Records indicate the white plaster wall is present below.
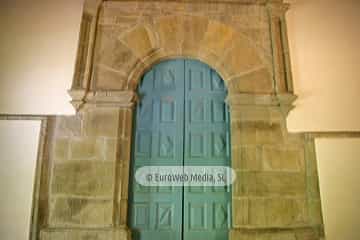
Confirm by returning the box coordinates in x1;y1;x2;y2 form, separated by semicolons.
286;0;360;131
0;0;83;115
315;139;360;240
0;0;360;240
0;121;40;240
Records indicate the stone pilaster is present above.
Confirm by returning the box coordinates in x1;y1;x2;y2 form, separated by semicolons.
228;93;323;240
39;91;137;240
267;2;294;93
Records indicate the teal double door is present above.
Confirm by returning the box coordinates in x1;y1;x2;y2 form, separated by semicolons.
129;59;231;240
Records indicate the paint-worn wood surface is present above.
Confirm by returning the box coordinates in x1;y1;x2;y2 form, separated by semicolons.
128;59;231;240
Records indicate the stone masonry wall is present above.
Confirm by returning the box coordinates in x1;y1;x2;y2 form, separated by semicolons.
40;107;133;239
229;99;324;239
83;1;278;94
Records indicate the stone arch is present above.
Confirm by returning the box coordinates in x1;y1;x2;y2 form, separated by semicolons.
93;15;273;94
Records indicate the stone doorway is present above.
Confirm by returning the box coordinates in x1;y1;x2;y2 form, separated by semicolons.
32;1;324;240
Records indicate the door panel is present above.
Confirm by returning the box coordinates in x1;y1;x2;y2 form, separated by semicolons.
129;59;231;240
183;60;231;240
129;60;185;240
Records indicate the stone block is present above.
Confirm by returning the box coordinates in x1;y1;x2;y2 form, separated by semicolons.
93;64;127;90
232;146;262;171
120;25;156;59
262;146;304;171
182;16;209;55
255;172;306;196
94;31;139;77
248;198;266;225
53;138;69;161
295;228;320;240
155;16;184;54
51;161;115;197
202;21;234;58
233;171;257;197
220;34;263;76
84;109;120;138
231;122;257;145
308;175;321;199
309;200;323;225
55;115;82;138
233;198;249;226
256;122;284;144
49;197;113;226
265;198;307;226
69;137;104;160
105;138;118;162
231;106;270;122
229;67;273;93
40;227;131;240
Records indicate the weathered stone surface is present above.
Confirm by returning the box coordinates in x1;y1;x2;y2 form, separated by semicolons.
182;16;209;55
53;138;69;161
69;137;101;160
308;175;321;199
55;115;82;137
51;161;114;196
232;146;262;171
230;229;298;240
40;227;131;240
256;172;306;196
49;198;113;226
231;121;284;145
94;27;139;87
233;198;249;226
84;109;120;138
265;198;307;226
229;67;272;93
202;21;234;58
262;146;304;171
40;1;324;239
309;200;323;225
234;172;306;197
220;34;263;76
248;198;266;225
120;25;157;59
155;16;184;54
93;64;127;90
231;106;271;122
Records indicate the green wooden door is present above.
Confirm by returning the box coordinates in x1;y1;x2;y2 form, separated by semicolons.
129;59;231;240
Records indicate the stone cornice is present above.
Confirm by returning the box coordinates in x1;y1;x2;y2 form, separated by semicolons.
305;132;360;139
266;1;290;17
84;0;288;13
226;93;297;116
102;0;285;4
69;89;138;111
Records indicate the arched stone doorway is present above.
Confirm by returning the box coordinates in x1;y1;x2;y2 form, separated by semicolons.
35;1;324;240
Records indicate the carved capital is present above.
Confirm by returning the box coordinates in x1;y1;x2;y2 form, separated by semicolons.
277;93;297;116
267;2;290;18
